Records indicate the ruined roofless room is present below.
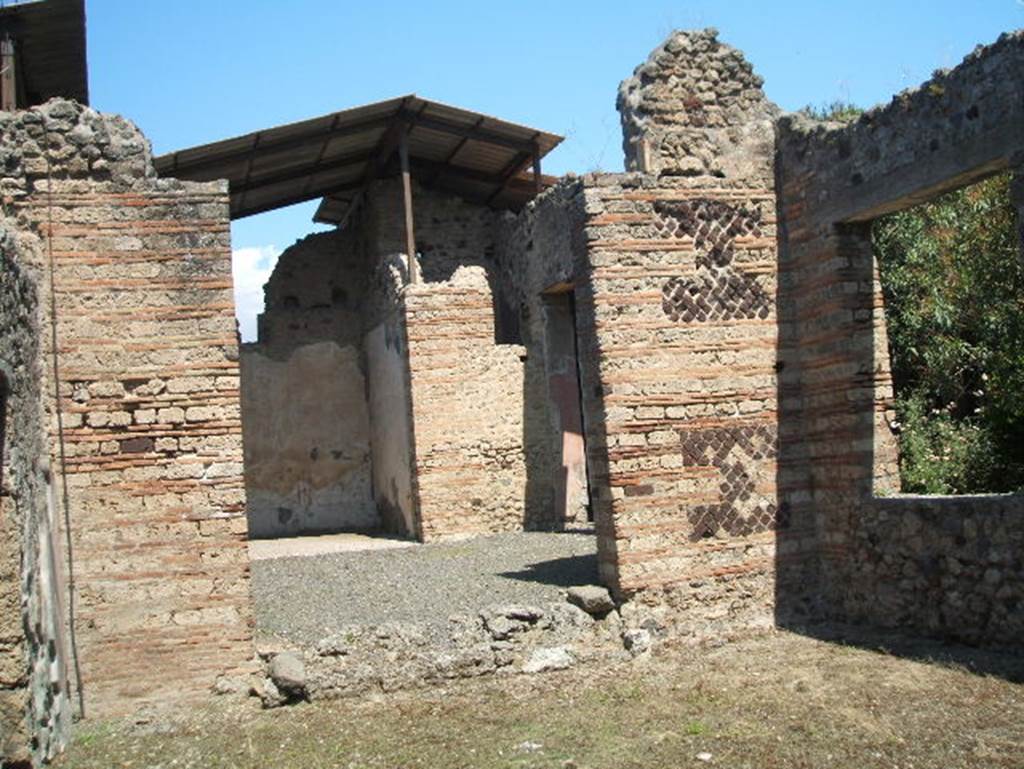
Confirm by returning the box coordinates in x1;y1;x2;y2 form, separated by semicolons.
1;1;1022;765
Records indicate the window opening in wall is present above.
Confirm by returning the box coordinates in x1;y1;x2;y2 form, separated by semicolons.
494;290;523;345
542;285;593;526
872;172;1024;495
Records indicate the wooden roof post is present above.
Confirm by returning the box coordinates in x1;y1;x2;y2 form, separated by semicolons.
399;123;419;284
1;36;17;112
532;144;542;196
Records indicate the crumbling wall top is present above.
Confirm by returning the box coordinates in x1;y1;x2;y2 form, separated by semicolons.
777;28;1024;224
617;28;778;181
0;98;154;192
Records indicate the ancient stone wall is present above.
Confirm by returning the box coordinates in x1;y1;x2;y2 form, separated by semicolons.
491;32;781;640
495;34;783;641
778;31;1024;226
0;221;70;766
362;177;500;284
404;267;529;540
413;184;500;283
0;99;254;718
366;177;517;335
257;229;368;355
364;303;418;538
848;494;1024;647
357;180;535;541
491;31;778;643
241;229;377;537
578;171;779;635
774;30;1024;641
240;343;376;537
494;180;593;533
617;28;777;180
247;178;529;543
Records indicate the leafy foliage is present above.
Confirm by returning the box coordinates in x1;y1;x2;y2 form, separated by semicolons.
873;173;1024;493
801;101;863;123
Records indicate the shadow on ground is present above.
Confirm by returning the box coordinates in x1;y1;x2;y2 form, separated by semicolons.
790;620;1024;684
498;553;599;588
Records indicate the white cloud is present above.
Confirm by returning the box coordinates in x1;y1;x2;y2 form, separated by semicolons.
231;245;281;343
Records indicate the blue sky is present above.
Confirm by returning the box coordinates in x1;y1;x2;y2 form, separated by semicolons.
84;0;1023;339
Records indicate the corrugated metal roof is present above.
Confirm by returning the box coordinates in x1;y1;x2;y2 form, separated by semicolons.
152;94;563;223
0;0;88;107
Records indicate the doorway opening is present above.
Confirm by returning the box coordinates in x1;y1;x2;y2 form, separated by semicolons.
541;284;593;526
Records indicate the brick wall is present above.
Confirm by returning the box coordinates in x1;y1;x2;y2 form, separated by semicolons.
404;268;529;540
774;30;1024;642
1;100;254;718
493;31;785;638
362;180;534;541
579;174;779;633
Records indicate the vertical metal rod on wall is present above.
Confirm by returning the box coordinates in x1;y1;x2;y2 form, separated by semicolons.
399;126;419;284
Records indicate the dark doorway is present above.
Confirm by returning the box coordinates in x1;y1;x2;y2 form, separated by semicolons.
541;285;592;526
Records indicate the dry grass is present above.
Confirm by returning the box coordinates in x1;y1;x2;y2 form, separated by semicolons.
56;627;1024;769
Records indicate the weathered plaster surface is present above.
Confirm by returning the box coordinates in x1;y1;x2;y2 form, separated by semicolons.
365;314;418;538
241;342;376;537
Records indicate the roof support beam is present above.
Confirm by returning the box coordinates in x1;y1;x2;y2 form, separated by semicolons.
405;156;509;187
335;188;366;231
1;37;17;112
399;125;419;284
365;107;413;180
324;100;425;232
231;148;375;195
533;147;543;196
231;178;364;220
426;115;483;188
237;132;262;211
485;143;538;205
300;112;343;196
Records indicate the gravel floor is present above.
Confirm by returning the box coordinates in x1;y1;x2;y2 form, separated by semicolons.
251;531;598;645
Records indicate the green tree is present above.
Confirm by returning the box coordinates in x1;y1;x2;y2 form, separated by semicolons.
873;173;1024;494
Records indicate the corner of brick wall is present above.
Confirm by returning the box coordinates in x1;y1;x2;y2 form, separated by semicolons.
578;172;780;636
404;268;529;540
1;100;255;718
773;30;1024;645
